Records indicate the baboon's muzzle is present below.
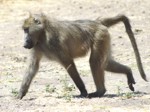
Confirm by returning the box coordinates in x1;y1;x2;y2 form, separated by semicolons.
23;39;34;49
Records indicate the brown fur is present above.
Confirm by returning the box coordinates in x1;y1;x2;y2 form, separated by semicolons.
18;13;147;99
98;15;147;82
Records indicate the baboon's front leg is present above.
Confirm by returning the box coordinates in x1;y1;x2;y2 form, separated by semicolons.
61;59;88;97
18;50;42;99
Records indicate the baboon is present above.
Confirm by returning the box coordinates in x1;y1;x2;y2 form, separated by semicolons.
18;13;147;99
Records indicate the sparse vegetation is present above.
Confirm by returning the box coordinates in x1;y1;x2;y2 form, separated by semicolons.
116;85;140;99
45;84;56;93
11;88;18;97
117;85;122;96
122;92;134;99
60;74;75;101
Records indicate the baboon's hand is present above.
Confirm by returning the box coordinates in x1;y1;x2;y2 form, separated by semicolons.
17;94;23;100
80;92;88;98
74;92;88;98
17;91;25;99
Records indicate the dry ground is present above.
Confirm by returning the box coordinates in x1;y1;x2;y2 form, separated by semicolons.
0;0;150;112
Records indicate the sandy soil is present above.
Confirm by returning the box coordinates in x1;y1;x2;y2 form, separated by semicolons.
0;0;150;111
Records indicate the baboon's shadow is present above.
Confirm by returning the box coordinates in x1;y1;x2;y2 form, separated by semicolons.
72;91;147;99
104;91;148;98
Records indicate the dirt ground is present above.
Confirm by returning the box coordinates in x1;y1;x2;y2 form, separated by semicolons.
0;0;150;112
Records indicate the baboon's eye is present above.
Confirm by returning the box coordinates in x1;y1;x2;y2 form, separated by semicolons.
24;28;29;33
33;18;41;24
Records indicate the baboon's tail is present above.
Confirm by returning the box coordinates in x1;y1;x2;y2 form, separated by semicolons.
99;14;147;81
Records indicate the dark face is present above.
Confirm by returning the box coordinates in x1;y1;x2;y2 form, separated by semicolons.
23;14;45;49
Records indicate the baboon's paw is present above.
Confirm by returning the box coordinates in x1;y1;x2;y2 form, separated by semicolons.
88;90;106;98
128;82;135;91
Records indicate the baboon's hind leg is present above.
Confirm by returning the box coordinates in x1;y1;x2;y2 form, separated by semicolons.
106;59;136;91
89;49;106;98
88;28;110;98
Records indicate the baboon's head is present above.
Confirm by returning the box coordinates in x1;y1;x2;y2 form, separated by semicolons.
22;13;45;49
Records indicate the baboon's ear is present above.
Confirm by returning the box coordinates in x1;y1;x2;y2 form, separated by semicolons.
28;11;32;18
40;13;47;22
41;13;46;18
